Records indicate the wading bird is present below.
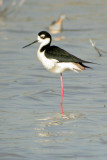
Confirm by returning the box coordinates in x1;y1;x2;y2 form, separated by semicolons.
23;31;93;114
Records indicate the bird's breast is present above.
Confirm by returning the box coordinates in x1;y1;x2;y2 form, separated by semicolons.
37;51;58;72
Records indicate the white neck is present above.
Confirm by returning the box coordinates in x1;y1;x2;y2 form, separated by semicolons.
38;37;51;52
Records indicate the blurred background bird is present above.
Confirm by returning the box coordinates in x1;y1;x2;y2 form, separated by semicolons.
49;14;66;34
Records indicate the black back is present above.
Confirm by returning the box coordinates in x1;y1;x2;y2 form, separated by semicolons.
45;46;92;63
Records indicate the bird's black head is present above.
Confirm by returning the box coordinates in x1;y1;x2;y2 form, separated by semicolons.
37;31;52;52
38;31;52;43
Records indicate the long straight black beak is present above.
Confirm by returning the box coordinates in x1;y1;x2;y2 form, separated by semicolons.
22;40;38;48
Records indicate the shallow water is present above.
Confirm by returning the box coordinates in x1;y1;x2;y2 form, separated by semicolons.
0;0;107;159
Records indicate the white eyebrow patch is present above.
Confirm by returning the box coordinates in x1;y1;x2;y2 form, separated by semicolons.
41;34;45;38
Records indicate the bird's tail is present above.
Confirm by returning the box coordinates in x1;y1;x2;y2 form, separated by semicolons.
79;63;93;69
72;62;92;73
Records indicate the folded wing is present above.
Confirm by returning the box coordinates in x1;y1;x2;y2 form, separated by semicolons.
45;46;92;64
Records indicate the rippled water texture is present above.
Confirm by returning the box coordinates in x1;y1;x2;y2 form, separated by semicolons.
0;0;107;159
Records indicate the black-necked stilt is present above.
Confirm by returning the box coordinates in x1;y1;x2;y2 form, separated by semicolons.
23;31;93;114
49;14;66;34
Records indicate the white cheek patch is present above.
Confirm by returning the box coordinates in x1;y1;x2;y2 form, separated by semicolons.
37;36;50;45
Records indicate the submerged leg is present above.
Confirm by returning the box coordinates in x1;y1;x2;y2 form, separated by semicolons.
60;73;64;114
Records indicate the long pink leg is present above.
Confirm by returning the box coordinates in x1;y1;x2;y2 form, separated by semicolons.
60;73;64;95
60;73;64;114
